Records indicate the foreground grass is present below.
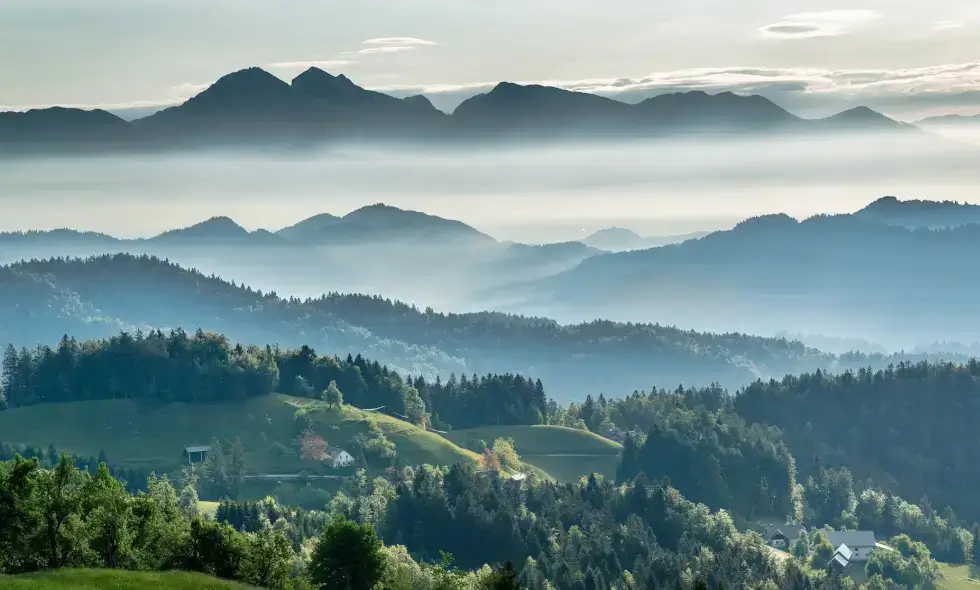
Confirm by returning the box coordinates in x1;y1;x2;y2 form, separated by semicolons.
939;563;980;589
0;569;255;589
444;424;622;482
0;394;480;482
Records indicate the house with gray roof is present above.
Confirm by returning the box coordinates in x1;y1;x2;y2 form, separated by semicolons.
826;531;877;562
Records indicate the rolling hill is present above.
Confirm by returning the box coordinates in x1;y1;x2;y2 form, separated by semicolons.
443;425;622;482
0;394;479;478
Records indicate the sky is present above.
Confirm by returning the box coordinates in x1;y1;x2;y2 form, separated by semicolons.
2;0;980;120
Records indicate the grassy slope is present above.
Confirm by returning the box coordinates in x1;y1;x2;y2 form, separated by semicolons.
940;563;980;589
0;569;255;589
443;425;622;482
0;395;479;478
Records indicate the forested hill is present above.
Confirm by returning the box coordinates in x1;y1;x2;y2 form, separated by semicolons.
1;253;969;400
733;360;980;524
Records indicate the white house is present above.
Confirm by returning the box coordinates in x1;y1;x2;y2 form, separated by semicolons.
826;531;877;562
330;449;355;468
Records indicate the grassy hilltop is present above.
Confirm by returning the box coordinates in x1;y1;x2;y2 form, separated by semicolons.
0;394;479;476
444;424;622;482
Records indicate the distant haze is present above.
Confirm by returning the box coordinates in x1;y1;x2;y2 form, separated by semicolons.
2;134;979;242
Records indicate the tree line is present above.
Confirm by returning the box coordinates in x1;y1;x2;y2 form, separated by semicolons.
0;330;551;432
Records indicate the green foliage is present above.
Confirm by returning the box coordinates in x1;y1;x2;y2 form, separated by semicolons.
0;568;259;589
866;534;942;588
735;361;980;524
308;515;385;590
322;380;343;408
0;456;294;588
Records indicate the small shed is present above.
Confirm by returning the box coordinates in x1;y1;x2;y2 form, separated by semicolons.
184;445;211;464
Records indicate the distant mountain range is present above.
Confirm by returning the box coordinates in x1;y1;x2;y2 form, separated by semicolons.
0;66;923;153
917;114;980;127
2;253;964;400
580;227;711;251
853;195;980;229
498;196;980;346
0;203;597;309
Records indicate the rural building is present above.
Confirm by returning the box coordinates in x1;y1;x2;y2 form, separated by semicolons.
829;544;853;573
768;530;790;550
184;445;211;464
509;472;527;483
764;523;805;550
327;448;355;468
826;531;877;562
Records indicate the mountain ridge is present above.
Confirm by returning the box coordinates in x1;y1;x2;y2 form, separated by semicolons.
0;66;924;152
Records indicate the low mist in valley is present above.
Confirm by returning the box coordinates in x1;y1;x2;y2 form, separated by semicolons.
2;130;978;241
5;131;980;350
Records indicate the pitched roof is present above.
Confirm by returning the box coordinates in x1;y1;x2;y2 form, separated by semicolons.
831;553;849;569
834;544;853;561
185;445;211;453
827;531;876;548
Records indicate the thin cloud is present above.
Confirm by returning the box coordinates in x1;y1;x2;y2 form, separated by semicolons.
370;61;980;101
359;46;416;55
759;9;881;39
933;21;965;31
171;83;209;95
268;60;355;70
362;37;437;46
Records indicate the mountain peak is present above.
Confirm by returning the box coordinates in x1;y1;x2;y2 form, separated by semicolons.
208;67;291;95
152;216;250;241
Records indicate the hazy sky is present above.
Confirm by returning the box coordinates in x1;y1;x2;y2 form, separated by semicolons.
2;0;980;119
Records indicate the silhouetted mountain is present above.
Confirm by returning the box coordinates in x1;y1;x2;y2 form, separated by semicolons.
581;227;711;251
290;67;446;133
504;201;980;346
817;106;912;132
3;67;926;152
634;90;800;132
134;67;328;142
917;114;980;126
311;203;497;245
854;195;980;229
0;107;134;152
274;212;341;241
581;227;646;250
149;216;253;242
451;82;634;136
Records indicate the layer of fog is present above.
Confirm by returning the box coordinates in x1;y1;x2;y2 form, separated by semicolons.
2;131;979;242
4;131;980;353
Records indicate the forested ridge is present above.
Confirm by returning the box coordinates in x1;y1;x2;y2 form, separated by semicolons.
3;329;977;587
735;361;980;524
2;253;971;400
0;452;829;589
